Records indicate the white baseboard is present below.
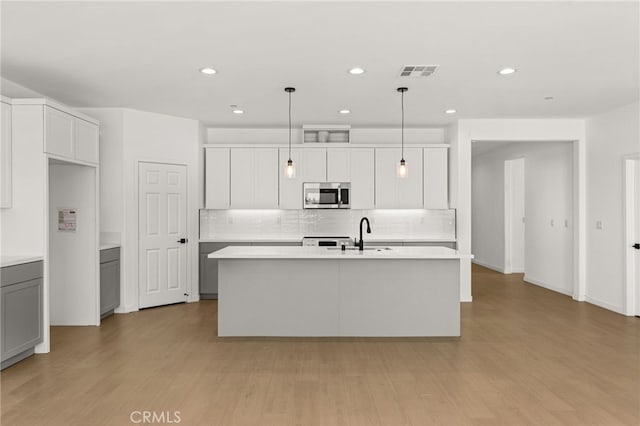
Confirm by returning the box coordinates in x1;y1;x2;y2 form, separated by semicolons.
472;259;505;273
584;296;625;315
523;275;573;296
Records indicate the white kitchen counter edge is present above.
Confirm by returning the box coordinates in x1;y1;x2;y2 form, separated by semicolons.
200;238;456;243
209;246;472;260
1;255;44;268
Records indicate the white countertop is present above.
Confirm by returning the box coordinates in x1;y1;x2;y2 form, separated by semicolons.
100;243;121;251
200;237;456;243
1;255;44;268
209;245;471;260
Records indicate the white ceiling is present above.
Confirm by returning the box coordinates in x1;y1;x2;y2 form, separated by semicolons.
1;1;638;127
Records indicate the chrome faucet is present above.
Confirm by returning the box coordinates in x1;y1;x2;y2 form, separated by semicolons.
357;217;371;251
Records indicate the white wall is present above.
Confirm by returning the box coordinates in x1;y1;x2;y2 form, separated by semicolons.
472;142;574;295
81;108;200;313
585;101;640;314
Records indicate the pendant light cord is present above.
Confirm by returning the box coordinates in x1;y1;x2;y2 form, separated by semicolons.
288;91;292;161
401;89;405;161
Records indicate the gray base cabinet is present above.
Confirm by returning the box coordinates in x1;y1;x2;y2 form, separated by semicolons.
100;248;120;318
200;242;300;299
1;261;43;370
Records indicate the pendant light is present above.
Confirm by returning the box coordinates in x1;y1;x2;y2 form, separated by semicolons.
397;87;408;178
284;87;296;179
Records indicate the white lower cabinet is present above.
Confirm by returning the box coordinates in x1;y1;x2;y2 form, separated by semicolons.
44;106;98;164
327;148;374;209
230;148;279;208
375;147;423;208
279;147;326;209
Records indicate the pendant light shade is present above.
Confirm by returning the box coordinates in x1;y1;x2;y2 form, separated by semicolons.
284;87;296;179
397;87;408;178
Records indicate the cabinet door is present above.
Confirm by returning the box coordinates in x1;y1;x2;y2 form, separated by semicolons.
423;148;449;209
375;148;422;208
230;149;254;208
44;106;74;158
205;148;230;209
1;101;11;208
100;260;120;315
200;242;245;297
279;148;326;209
1;278;43;361
230;148;278;209
349;149;375;209
74;118;99;164
253;148;279;208
328;148;375;210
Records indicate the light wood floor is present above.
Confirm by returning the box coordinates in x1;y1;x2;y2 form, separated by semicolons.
1;265;638;426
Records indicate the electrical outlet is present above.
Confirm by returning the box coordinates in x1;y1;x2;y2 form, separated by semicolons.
596;220;603;230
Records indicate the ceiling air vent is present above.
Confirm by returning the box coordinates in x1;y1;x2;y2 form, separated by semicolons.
399;65;439;77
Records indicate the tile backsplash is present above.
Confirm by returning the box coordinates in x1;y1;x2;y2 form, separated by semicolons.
200;209;456;241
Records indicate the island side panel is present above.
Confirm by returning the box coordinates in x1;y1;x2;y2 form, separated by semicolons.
218;257;460;337
218;259;340;336
338;259;460;336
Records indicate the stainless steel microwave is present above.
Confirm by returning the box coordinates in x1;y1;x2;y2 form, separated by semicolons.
303;182;351;209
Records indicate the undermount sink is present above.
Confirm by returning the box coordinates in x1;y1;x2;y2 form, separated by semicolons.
326;247;393;251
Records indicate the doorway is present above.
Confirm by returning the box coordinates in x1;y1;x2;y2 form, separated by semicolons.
138;162;188;309
504;158;525;274
624;155;640;316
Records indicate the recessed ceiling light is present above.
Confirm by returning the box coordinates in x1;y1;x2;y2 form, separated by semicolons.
199;67;217;75
445;109;457;114
498;67;517;75
339;109;351;114
232;109;244;114
348;67;365;75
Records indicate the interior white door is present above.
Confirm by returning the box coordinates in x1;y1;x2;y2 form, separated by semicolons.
138;162;188;309
504;158;525;274
634;158;640;315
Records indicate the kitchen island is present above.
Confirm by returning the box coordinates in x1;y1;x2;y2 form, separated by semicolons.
209;246;469;337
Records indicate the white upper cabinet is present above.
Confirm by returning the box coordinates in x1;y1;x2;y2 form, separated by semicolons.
327;148;374;209
45;106;74;158
205;147;230;209
423;147;449;209
74;118;99;164
279;147;326;209
1;101;12;209
44;106;99;164
375;147;423;208
230;148;279;209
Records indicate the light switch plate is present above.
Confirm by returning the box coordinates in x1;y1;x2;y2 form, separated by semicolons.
596;220;603;230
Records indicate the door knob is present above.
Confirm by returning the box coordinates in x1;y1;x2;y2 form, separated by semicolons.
633;243;640;250
177;238;188;244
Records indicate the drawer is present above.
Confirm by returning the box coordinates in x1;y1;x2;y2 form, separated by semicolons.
1;261;43;288
100;247;120;264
